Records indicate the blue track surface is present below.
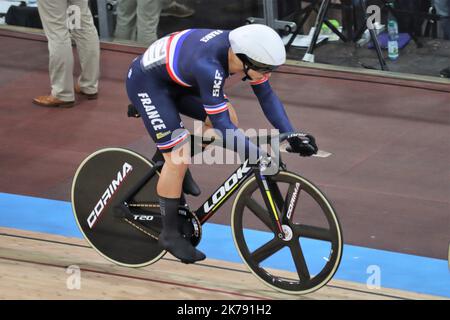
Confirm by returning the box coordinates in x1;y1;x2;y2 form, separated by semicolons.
0;192;448;297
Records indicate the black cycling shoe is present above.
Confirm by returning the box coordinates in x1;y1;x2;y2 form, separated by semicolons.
158;232;206;264
158;196;206;264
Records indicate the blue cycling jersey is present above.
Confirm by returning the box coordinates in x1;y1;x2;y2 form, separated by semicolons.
126;28;294;156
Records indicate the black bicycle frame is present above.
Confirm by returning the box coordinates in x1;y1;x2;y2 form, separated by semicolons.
117;133;292;237
117;158;287;236
195;160;254;223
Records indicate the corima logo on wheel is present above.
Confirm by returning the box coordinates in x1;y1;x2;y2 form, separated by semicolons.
203;160;251;213
86;162;133;229
286;183;301;220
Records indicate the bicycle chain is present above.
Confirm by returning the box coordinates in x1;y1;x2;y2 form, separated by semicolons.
128;203;160;208
124;205;202;244
123;218;159;240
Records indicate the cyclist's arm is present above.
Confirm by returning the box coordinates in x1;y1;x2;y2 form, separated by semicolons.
251;76;294;133
194;61;261;158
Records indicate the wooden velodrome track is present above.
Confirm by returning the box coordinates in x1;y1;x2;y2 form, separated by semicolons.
0;28;448;300
0;227;442;300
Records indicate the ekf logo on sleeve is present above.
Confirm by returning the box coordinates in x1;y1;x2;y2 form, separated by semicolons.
212;70;223;97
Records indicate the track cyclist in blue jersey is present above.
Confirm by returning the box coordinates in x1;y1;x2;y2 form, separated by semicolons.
126;24;318;264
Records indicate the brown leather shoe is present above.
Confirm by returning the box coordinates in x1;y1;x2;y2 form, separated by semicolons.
33;95;75;108
75;84;98;100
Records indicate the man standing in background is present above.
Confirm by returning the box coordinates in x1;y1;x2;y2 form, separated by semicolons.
433;0;450;77
34;0;100;107
114;0;194;45
434;0;450;39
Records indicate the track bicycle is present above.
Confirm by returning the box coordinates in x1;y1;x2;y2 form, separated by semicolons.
71;133;343;294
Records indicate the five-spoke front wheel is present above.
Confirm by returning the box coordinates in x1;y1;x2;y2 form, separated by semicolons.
231;171;343;295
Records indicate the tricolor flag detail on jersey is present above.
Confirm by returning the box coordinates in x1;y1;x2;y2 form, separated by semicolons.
165;29;194;87
157;130;189;150
204;102;228;114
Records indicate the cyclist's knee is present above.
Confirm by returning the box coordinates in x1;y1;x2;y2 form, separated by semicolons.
157;151;188;197
162;151;189;175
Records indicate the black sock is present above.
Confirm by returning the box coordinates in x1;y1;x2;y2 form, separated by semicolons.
158;196;180;217
158;197;205;263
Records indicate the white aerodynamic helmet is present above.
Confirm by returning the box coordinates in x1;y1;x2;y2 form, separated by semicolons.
229;24;286;72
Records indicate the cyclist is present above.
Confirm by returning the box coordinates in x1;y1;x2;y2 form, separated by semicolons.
126;24;318;264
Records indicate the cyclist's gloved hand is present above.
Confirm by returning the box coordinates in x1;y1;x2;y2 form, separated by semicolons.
286;133;318;157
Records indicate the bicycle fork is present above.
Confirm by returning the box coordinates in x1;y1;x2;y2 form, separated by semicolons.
254;172;286;239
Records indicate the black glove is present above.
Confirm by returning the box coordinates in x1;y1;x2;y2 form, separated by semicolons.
286;133;318;157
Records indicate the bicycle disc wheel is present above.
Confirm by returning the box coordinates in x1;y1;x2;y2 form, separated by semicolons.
71;148;165;267
231;171;343;294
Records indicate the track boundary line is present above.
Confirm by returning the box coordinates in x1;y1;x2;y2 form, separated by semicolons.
0;232;413;300
0;255;272;300
0;232;252;273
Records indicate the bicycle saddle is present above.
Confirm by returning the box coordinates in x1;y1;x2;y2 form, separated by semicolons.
127;104;140;118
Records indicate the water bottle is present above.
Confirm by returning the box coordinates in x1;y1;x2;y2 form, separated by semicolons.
387;6;399;60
